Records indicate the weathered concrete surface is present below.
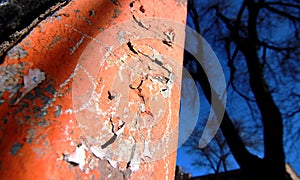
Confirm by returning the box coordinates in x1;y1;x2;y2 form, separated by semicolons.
0;0;187;179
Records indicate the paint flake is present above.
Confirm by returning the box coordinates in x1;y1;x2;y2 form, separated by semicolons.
14;68;45;104
90;146;105;159
142;141;153;159
63;144;86;170
107;158;118;168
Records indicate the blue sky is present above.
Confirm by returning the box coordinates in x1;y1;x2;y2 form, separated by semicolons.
176;59;300;177
176;0;300;177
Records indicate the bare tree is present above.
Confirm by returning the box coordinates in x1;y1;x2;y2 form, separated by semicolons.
183;0;300;179
186;130;231;174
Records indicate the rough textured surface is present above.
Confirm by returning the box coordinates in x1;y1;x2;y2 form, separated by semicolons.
0;0;66;43
0;0;187;179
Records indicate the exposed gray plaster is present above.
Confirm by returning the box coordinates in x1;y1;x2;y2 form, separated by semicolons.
54;105;62;118
10;142;22;155
7;45;28;59
69;36;85;55
0;63;25;104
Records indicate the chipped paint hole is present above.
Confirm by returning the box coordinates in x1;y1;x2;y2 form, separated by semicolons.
108;91;115;100
162;39;172;47
32;77;37;82
10;142;22;155
126;161;131;168
139;5;145;13
63;157;79;166
110;0;120;6
129;2;134;7
132;15;148;29
127;41;138;54
101;135;117;149
113;8;121;18
89;9;95;17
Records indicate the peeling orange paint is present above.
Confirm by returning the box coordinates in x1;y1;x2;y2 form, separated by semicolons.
0;0;187;179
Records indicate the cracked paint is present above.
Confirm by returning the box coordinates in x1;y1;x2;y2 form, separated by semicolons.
73;20;184;178
0;0;186;179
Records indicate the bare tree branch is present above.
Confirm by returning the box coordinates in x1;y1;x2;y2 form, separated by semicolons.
263;4;300;21
265;1;300;9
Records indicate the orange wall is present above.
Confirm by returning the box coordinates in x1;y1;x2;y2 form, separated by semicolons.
0;0;187;179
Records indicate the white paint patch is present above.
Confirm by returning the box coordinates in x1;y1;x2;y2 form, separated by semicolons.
118;65;124;82
115;124;125;136
64;109;73;114
139;103;146;113
90;146;105;160
14;68;45;105
161;73;174;98
117;30;126;44
103;46;114;60
129;164;140;172
107;158;118;169
142;141;153;160
64;145;86;170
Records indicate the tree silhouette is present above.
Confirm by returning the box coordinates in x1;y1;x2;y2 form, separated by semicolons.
183;0;300;179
